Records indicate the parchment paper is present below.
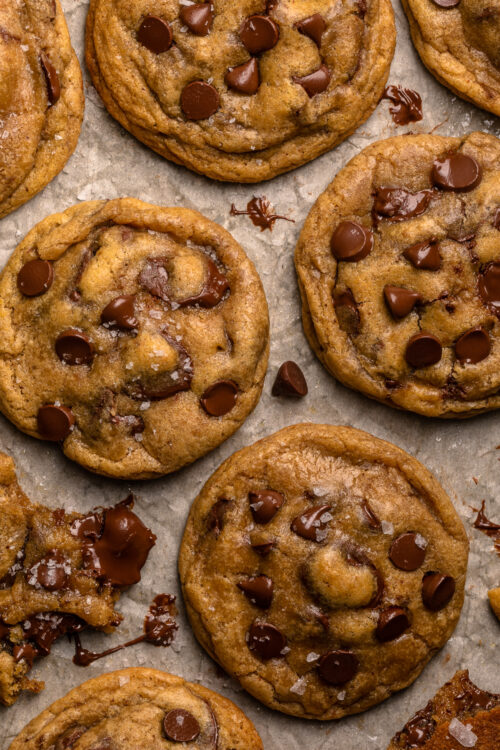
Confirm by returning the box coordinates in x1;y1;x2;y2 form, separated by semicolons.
1;1;499;746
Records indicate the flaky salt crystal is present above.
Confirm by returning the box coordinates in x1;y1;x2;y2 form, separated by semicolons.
448;718;477;747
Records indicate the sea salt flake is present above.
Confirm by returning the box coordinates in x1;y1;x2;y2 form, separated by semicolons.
381;520;394;535
306;652;319;663
290;677;307;695
448;718;477;747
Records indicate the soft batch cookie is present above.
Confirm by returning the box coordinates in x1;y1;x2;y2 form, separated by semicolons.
295;132;500;418
179;424;468;720
85;0;395;182
0;0;83;219
402;0;500;117
0;199;269;479
8;667;263;749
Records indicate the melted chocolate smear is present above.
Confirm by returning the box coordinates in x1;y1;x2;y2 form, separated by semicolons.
454;671;500;712
126;335;193;400
472;500;500;556
373;188;433;222
396;701;436;747
230;196;294;232
382;85;423;125
23;613;85;656
179;257;229;308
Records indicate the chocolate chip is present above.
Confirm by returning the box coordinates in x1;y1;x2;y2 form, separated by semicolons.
389;532;427;570
422;572;455;610
293;64;331;97
140;258;170;301
291;504;332;542
455;326;491;364
405;332;442;368
29;550;69;591
331;221;373;262
376;607;410;642
399;702;436;746
163;709;200;742
360;499;382;530
127;336;192;400
225;58;260;94
383;285;422;319
137;16;173;53
250;540;276;556
333;289;360;335
207;499;229;537
249;490;284;524
179;3;213;35
296;14;326;46
13;643;38;668
431;0;460;5
100;295;137;330
200;380;238;416
403;240;442;270
432;153;482;191
40;53;60;105
247;621;286;659
271;361;308;398
478;262;500;316
37;405;75;441
17;259;54;296
181;81;220;119
240;15;279;54
178;258;229;307
373;188;433;221
55;330;94;366
318;650;358;685
238;575;273;608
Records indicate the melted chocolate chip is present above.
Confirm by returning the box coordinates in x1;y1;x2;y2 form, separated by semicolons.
55;330;94;366
179;258;229;307
384;285;422;319
17;259;54;296
238;575;273;608
40;53;60;104
139;257;170;301
422;572;455;610
432;153;482;191
143;594;178;646
0;621;9;639
13;643;38;668
200;380;238;416
478;262;500;316
230;196;294;231
249;490;284;524
37;404;75;441
226;58;260;94
403;240;442;270
247;621;286;660
296;14;326;46
137;16;173;53
240;15;279;54
373;188;433;221
376;607;410;642
181;81;220;120
250;540;276;556
389;532;427;570
28;550;69;591
291;504;332;542
455;326;491;364
405;333;442;368
271;361;308;398
23;613;84;656
55;726;87;750
331;221;374;262
101;295;137;330
293;64;331;97
398;701;436;747
164;709;200;743
318;650;358;685
360;499;382;530
382;85;423;125
127;336;193;401
333;288;361;335
180;3;213;36
207;499;229;537
454;671;500;711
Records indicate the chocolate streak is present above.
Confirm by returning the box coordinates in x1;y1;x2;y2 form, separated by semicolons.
472;500;500;556
382;85;423;125
230;196;295;231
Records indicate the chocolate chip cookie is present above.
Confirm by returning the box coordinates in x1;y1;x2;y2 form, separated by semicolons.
8;667;263;749
0;451;155;706
179;423;468;719
295;132;500;418
0;199;269;479
387;670;500;749
0;0;84;219
401;0;500;117
85;0;395;182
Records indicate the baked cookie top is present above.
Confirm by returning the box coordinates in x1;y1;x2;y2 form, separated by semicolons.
295;132;500;418
8;667;263;749
85;0;395;182
388;670;500;750
0;199;269;479
179;424;469;720
0;0;83;219
401;0;500;116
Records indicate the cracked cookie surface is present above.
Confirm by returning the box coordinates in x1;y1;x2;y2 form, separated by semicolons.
179;424;468;719
295;132;500;418
85;0;395;182
0;0;83;219
0;198;269;479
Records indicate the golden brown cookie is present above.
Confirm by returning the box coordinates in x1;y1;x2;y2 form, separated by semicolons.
0;0;84;219
387;670;500;750
85;0;395;182
295;132;500;418
8;667;263;749
179;424;469;719
401;0;500;116
0;199;269;479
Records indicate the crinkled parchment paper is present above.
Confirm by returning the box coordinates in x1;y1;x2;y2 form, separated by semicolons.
1;1;499;747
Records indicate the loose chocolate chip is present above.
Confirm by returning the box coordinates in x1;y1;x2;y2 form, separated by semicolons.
403;240;442;270
431;0;460;5
422;572;455;610
432;153;482;191
331;221;374;262
333;288;361;335
37;405;75;441
293;64;331;97
29;550;69;591
373;188;433;221
178;257;229;307
180;3;213;35
455;326;491;364
225;58;260;94
478;262;500;316
384;285;422;319
40;53;60;105
291;504;332;542
296;13;326;46
137;16;173;53
405;332;442;368
17;259;54;296
200;380;238;416
318;650;358;685
376;607;410;642
238;575;273;608
247;621;286;659
100;295;137;330
389;532;427;570
249;490;284;524
240;15;279;54
181;81;220;120
271;361;308;398
163;709;200;742
55;330;94;366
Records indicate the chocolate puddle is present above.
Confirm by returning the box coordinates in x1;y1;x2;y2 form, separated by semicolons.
472;501;500;556
230;196;294;231
382;85;423;125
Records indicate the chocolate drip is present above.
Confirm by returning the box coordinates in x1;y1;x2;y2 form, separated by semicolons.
382;85;423;125
472;501;500;556
230;196;294;231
